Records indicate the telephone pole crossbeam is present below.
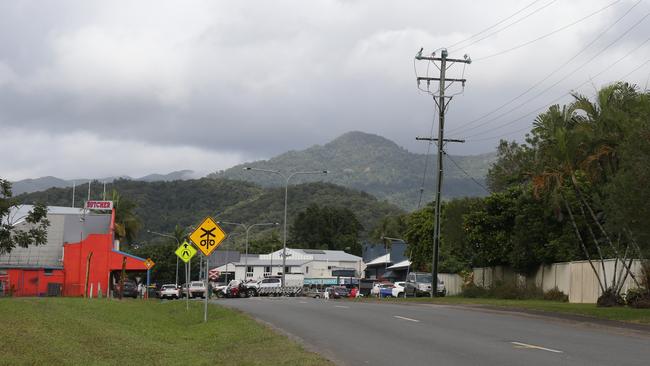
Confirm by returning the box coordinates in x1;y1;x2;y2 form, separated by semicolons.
414;48;470;298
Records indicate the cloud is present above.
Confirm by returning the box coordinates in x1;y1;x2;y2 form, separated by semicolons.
0;0;649;180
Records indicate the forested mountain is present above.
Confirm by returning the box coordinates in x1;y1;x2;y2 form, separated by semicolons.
10;170;195;195
209;131;495;211
16;178;403;244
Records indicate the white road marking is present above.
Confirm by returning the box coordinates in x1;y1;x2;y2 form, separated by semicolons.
511;341;563;353
335;305;350;309
393;315;420;323
299;301;308;304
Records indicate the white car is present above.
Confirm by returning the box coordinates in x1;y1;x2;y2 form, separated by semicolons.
392;281;406;298
189;281;207;298
371;282;393;297
159;284;180;299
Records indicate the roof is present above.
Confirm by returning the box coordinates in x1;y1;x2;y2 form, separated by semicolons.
287;248;361;262
365;253;391;266
2;204;88;225
387;260;411;270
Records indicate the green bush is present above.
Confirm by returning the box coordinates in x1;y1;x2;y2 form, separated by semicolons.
543;287;569;302
460;283;487;298
626;288;650;309
460;281;543;300
597;288;625;307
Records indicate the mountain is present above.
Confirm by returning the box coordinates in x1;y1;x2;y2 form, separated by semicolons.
10;170;196;195
16;178;404;242
209;131;496;211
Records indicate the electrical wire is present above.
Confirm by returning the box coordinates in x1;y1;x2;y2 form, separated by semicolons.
465;58;650;143
416;97;438;209
443;151;491;193
450;12;650;138
446;0;546;50
449;0;560;52
474;0;623;61
447;0;641;135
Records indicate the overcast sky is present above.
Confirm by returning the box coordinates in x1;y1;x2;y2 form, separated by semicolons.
1;0;648;180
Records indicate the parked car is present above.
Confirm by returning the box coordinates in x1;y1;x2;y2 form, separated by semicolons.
392;282;406;298
303;288;325;298
159;284;180;299
328;286;350;299
215;280;249;298
379;284;395;298
113;279;138;298
371;282;394;297
404;272;446;297
189;281;207;298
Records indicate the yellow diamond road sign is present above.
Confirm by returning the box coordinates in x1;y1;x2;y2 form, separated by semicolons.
144;258;155;270
175;240;197;263
189;217;227;256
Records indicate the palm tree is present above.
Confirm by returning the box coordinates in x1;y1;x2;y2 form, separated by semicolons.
111;189;142;247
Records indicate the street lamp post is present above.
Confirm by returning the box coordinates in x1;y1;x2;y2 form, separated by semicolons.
147;230;180;285
218;221;279;281
243;167;328;287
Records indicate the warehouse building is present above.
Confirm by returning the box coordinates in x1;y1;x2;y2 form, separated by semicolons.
0;204;147;297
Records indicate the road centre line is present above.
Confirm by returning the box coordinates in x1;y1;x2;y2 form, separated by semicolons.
334;305;349;308
511;341;563;353
393;315;420;323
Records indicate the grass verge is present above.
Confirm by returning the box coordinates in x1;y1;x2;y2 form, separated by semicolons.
354;296;650;324
0;297;331;366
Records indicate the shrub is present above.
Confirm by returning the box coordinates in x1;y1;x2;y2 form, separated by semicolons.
626;288;650;309
596;288;625;307
543;287;569;302
460;283;487;298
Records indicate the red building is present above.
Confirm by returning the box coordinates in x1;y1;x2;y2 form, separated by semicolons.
0;204;147;297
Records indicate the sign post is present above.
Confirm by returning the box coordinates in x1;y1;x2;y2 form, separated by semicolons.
189;217;227;323
175;240;197;311
143;258;155;299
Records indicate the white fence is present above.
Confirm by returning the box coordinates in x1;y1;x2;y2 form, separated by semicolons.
472;259;643;304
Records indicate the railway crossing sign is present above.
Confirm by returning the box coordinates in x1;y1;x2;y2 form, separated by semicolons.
175;240;197;263
189;217;227;256
143;258;155;269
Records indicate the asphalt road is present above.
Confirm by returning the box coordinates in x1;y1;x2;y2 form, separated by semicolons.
215;297;650;366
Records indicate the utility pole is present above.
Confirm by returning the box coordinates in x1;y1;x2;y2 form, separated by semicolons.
415;48;471;297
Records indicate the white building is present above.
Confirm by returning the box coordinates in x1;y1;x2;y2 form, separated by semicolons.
213;248;365;286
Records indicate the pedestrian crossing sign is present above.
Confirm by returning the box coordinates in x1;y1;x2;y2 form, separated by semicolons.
175;240;197;263
189;217;227;256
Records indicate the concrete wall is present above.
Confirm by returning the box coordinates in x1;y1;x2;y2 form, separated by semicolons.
472;259;643;304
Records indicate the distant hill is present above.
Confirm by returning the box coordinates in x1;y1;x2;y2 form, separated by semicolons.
16;178;404;242
10;170;196;195
209;131;495;211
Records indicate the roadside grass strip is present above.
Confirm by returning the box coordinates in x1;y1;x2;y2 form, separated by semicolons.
0;297;332;366
353;297;650;324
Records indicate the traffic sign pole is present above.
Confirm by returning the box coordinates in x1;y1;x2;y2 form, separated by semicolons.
146;268;150;300
185;259;189;311
204;255;209;323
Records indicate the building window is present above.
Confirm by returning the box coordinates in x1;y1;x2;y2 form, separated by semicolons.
327;266;332;270
246;266;253;278
284;266;290;274
44;269;53;276
264;266;271;273
305;266;309;274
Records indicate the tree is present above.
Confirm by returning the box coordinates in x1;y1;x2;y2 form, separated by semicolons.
0;179;50;254
486;140;535;192
111;189;142;248
289;203;363;255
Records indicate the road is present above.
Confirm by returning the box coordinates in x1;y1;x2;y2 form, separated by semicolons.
215;297;650;366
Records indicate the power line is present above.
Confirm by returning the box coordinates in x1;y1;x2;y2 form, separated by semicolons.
450;11;650;138
465;58;650;143
416;98;438;209
449;0;560;52
474;0;623;61
447;0;641;135
446;0;546;50
443;151;491;193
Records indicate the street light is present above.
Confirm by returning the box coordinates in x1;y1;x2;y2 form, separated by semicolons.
243;167;328;287
147;229;180;286
218;221;280;281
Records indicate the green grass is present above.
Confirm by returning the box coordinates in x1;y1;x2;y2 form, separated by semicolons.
0;298;331;366
355;296;650;324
